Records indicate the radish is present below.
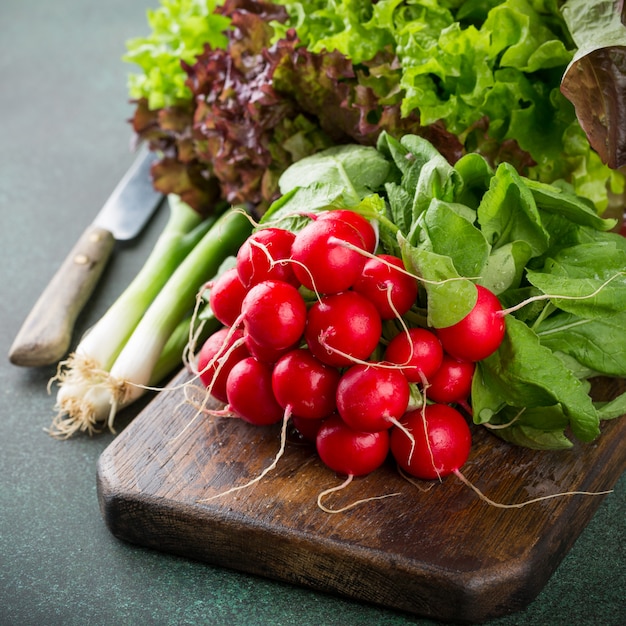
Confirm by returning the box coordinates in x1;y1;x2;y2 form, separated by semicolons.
426;354;475;408
383;327;443;383
390;404;472;480
244;334;292;364
272;349;341;419
315;209;377;254
225;357;283;425
316;414;390;477
290;217;370;294
196;327;249;403
236;227;298;287
436;284;505;362
304;291;382;368
390;403;611;509
291;415;326;443
336;363;410;432
352;254;418;319
208;267;247;327
241;280;307;352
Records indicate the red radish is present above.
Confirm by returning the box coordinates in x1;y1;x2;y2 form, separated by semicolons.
304;291;382;368
390;404;472;480
436;284;505;362
272;349;340;419
244;334;292;364
336;363;410;432
225;357;283;426
316;209;377;253
316;414;390;476
383;327;443;383
208;267;247;327
236;228;298;287
352;254;418;319
291;415;326;442
241;280;307;352
290;218;369;293
426;355;475;406
196;327;249;403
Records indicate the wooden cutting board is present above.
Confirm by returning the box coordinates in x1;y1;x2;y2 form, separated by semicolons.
97;371;626;623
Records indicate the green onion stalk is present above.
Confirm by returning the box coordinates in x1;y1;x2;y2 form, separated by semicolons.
49;196;252;438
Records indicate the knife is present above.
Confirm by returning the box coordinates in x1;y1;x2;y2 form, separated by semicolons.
9;145;164;367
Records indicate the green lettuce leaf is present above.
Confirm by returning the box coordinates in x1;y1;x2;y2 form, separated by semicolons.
124;0;231;109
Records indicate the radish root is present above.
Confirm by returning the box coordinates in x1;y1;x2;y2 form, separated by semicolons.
197;409;291;504
453;469;613;508
317;475;402;513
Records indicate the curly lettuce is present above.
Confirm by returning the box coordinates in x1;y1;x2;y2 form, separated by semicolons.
124;0;231;110
273;0;623;211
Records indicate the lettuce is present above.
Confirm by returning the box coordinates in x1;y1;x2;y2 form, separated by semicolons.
124;0;625;218
274;0;624;211
560;0;626;169
124;0;231;110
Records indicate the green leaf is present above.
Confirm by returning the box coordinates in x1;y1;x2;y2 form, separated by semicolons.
525;242;626;317
399;234;478;328
124;0;231;109
410;154;463;220
484;0;573;72
483;403;575;450
492;423;575;450
597;391;626;421
384;182;413;236
480;240;532;294
473;315;600;443
477;162;550;257
277;144;390;200
524;178;617;231
453;152;494;209
418;199;490;279
536;310;626;376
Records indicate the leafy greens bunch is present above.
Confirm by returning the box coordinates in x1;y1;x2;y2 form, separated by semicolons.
261;132;626;450
124;0;625;218
126;0;458;213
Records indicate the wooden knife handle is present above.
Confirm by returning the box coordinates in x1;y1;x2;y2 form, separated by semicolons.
8;225;116;367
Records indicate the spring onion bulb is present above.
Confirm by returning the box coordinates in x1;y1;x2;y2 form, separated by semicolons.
49;198;251;438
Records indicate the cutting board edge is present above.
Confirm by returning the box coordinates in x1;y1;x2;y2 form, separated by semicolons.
96;450;566;623
95;371;626;624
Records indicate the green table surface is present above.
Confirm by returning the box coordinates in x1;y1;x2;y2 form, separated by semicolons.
1;2;624;625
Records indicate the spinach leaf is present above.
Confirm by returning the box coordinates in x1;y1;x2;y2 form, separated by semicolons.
597;392;626;421
480;240;532;294
483;404;574;450
492;423;575;450
453;152;493;209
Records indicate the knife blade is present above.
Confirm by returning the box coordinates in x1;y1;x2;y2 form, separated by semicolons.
9;145;164;367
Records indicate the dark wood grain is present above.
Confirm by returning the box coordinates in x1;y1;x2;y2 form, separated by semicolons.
97;372;626;623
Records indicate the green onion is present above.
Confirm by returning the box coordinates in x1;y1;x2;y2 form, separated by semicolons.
49;197;252;438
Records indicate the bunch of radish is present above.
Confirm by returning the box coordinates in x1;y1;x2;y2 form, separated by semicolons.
194;208;507;488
